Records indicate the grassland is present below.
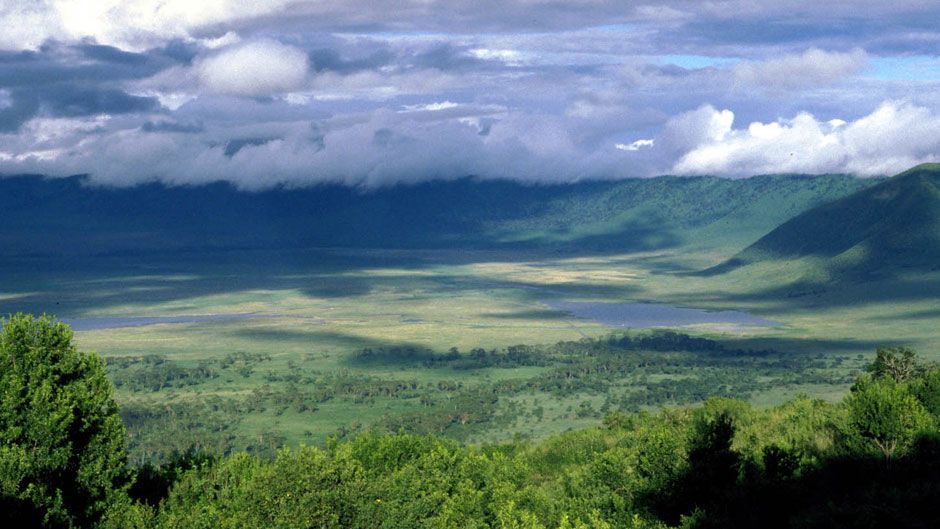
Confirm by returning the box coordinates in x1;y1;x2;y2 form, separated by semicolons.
4;240;932;461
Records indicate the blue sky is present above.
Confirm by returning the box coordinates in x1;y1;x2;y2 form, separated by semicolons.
1;1;939;188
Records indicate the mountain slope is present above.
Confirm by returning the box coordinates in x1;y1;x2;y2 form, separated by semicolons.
715;164;940;277
0;173;876;257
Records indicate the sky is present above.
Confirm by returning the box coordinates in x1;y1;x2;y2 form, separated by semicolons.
1;1;940;189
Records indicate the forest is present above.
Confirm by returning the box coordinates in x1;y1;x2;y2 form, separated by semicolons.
2;314;939;529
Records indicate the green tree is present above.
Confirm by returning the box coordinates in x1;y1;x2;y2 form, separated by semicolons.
909;368;940;418
867;346;921;383
0;314;130;528
843;376;932;462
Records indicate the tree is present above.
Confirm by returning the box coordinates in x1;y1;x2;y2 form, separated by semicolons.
867;346;921;383
909;368;940;418
844;376;932;462
0;314;130;528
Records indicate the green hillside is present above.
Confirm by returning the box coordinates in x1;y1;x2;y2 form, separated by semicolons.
715;164;940;279
486;174;878;252
0;174;876;257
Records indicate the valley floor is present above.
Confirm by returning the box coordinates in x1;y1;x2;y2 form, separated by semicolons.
2;245;936;460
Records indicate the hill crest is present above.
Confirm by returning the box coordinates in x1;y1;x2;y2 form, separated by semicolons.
711;164;940;278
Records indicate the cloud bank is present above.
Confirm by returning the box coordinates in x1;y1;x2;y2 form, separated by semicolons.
0;1;939;188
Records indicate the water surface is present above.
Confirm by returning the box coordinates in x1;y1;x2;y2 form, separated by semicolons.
62;313;261;331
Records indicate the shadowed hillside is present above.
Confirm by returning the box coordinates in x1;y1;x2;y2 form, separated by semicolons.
0;174;874;257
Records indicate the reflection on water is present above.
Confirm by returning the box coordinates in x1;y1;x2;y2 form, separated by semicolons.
542;300;777;328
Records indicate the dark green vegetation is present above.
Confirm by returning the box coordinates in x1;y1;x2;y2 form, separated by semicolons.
719;163;940;279
110;329;861;462
0;173;873;256
3;315;940;529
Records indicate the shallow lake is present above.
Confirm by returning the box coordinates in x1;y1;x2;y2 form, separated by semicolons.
541;300;777;328
62;313;261;331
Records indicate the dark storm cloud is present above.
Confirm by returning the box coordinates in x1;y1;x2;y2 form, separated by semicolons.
309;47;394;73
0;42;177;86
306;42;493;75
0;86;158;131
0;42;184;130
140;120;203;133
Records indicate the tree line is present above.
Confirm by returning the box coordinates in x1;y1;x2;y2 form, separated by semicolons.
2;314;938;528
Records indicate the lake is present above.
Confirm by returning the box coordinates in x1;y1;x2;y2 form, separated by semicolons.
62;313;262;331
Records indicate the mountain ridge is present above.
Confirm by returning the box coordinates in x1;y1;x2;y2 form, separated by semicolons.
711;163;940;278
0;173;877;258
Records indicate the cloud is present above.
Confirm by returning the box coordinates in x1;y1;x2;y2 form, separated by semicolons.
400;101;460;112
468;48;524;65
0;3;63;51
0;42;166;131
2;96;940;188
5;2;939;58
615;139;654;151
1;3;939;189
140;119;203;133
0;1;294;52
733;48;868;91
0;104;630;189
660;104;735;154
195;39;309;97
670;101;940;176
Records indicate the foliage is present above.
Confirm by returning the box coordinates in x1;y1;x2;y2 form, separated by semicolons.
3;315;940;529
841;376;933;461
866;346;921;383
109;330;846;463
0;314;130;528
129;348;938;529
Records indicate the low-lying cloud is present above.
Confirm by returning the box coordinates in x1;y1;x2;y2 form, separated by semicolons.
2;99;939;189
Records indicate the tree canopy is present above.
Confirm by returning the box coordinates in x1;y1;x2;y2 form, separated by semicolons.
0;314;129;528
2;314;939;529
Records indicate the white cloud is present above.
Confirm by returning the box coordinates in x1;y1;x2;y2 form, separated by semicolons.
660;104;735;154
468;48;524;65
400;101;460;112
615;139;654;151
733;48;868;91
0;0;293;51
22;114;111;144
671;101;940;176
198;30;241;49
0;3;63;50
196;39;309;97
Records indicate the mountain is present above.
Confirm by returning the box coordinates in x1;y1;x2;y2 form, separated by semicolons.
714;164;940;278
0;173;876;258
